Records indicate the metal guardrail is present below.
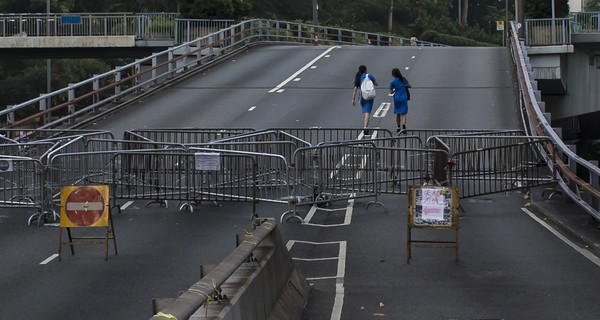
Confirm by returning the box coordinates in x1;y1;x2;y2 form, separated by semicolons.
510;21;600;221
524;12;600;46
525;18;572;46
0;12;179;39
572;11;600;33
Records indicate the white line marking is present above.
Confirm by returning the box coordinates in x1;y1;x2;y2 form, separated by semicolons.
66;201;103;211
412;55;416;59
277;89;285;93
522;208;600;267
293;78;301;81
286;240;296;251
311;66;317;69
331;242;347;320
303;200;354;227
120;200;133;210
307;275;338;281
40;254;59;265
248;106;257;111
293;257;339;262
373;102;390;118
404;66;410;70
269;46;340;93
325;55;331;57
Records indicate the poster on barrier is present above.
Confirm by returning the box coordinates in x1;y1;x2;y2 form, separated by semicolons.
195;152;221;171
0;158;13;172
408;185;458;228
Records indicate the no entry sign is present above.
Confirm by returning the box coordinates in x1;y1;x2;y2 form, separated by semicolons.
60;185;109;228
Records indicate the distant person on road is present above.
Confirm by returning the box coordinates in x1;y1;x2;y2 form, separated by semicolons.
352;65;378;135
389;68;412;134
410;35;418;46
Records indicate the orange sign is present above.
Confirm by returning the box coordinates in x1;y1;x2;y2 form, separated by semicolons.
60;185;109;227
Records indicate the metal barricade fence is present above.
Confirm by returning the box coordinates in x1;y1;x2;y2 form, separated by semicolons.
426;132;528;152
208;130;305;163
0;128;114;143
125;128;255;144
189;147;293;211
283;141;384;221
449;138;556;198
267;127;394;146
0;156;44;217
374;147;450;195
0;141;56;158
399;129;523;148
111;150;259;216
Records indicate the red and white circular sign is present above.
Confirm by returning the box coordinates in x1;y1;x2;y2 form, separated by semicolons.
64;186;106;227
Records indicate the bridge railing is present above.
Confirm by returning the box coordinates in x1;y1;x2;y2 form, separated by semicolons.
524;17;572;46
510;21;600;221
0;12;180;39
572;11;600;33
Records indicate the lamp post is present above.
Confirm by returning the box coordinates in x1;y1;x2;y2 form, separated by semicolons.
46;0;51;94
312;0;318;25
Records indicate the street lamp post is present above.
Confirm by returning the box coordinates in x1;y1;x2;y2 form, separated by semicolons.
47;0;51;94
312;0;318;25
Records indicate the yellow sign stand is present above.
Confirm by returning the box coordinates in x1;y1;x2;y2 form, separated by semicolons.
58;185;118;260
407;185;459;264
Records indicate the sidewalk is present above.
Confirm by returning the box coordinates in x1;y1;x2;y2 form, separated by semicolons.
529;185;600;256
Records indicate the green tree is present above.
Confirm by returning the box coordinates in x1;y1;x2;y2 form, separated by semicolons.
178;0;250;19
585;0;600;11
525;0;569;18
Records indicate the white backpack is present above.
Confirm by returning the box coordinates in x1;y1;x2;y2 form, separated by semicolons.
360;74;376;100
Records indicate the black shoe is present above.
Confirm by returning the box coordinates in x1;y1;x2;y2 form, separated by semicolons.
363;129;370;135
402;124;406;130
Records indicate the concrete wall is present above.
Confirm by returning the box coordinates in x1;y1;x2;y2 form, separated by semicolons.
542;44;600;120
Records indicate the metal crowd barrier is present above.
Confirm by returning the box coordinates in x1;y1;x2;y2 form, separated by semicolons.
449;138;556;198
401;129;523;148
282;141;385;222
267;127;394;146
111;149;259;217
126;128;254;145
0;155;44;222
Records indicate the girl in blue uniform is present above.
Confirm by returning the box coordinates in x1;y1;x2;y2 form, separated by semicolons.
352;65;378;135
389;68;412;134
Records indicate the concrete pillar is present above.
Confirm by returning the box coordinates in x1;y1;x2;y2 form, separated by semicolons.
67;83;75;124
6;105;14;125
39;94;50;124
114;67;122;100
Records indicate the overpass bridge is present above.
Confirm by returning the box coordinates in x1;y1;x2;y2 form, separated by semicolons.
0;13;233;58
0;18;599;320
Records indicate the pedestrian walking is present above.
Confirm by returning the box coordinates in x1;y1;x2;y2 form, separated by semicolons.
352;65;378;135
389;68;412;134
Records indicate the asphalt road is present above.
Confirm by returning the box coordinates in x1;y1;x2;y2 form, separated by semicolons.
1;45;599;320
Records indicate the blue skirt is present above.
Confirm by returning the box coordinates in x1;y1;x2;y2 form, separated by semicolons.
394;100;408;115
361;98;375;113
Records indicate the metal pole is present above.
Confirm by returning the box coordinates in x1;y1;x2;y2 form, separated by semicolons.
504;0;508;47
312;0;318;25
46;0;51;94
551;0;556;44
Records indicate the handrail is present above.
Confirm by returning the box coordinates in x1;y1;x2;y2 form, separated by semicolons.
509;21;600;221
